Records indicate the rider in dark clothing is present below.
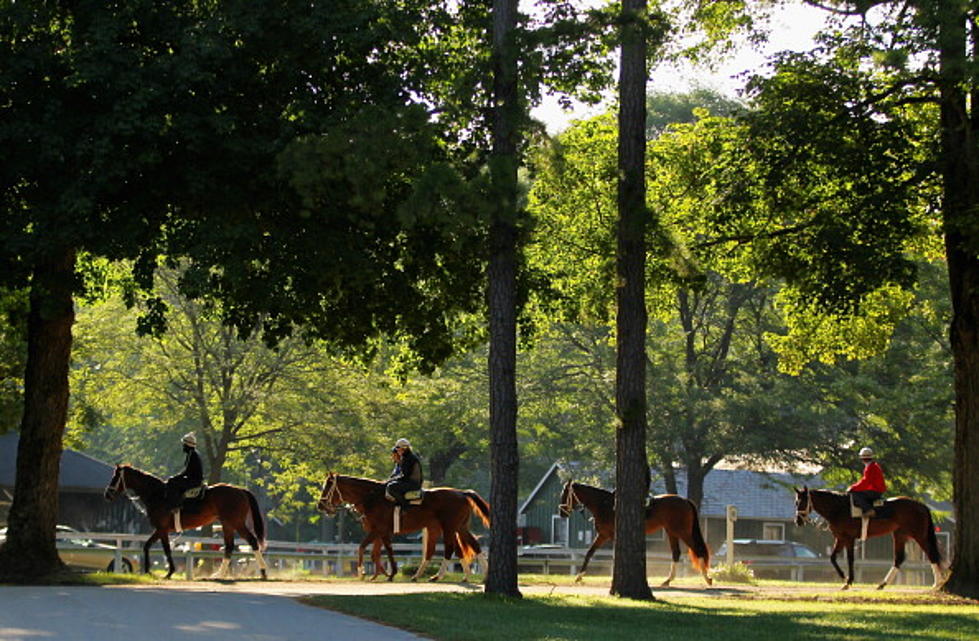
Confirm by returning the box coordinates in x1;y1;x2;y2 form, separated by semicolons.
164;432;205;512
386;438;423;510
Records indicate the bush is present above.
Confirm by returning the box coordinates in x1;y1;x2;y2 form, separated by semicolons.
711;562;756;584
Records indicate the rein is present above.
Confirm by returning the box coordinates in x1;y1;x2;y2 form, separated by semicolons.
560;483;582;515
109;469;128;496
320;475;361;516
796;489;815;522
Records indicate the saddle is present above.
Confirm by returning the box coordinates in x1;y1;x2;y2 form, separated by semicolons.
385;487;424;506
849;494;887;519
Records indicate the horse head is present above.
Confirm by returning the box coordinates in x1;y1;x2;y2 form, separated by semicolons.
558;479;579;518
104;464;127;501
793;486;813;526
317;473;340;516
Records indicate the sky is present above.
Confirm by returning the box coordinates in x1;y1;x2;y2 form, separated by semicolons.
532;1;830;133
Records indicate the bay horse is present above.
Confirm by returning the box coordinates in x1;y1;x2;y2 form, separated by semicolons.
794;486;945;589
559;479;712;586
317;473;490;582
104;464;268;579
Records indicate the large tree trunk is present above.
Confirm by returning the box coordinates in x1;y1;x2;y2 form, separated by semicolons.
485;0;521;598
939;5;979;599
610;0;653;601
0;249;76;581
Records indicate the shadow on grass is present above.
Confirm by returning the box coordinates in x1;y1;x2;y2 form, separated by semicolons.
305;592;979;641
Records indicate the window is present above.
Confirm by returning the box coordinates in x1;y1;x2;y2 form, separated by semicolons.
552;515;569;545
762;522;785;540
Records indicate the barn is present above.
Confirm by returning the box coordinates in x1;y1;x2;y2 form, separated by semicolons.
0;431;143;532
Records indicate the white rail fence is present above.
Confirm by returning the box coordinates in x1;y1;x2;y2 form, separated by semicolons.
61;531;939;585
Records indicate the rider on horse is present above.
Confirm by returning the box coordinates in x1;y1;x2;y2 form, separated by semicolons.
164;432;205;512
848;446;886;517
385;438;423;510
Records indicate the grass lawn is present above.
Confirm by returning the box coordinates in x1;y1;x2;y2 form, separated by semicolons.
304;590;979;641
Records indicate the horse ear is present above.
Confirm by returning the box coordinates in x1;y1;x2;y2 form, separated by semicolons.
792;485;798;493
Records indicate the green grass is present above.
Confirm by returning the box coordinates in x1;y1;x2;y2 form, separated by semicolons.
304;592;979;641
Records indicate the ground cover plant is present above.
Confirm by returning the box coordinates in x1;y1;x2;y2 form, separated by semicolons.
304;591;979;641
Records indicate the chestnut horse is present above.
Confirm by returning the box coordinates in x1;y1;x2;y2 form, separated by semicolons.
559;479;712;586
794;486;945;589
105;464;268;579
317;473;490;582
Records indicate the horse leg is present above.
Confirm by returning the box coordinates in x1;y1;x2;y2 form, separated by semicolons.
455;530;481;583
877;533;907;590
411;526;439;582
660;534;681;587
369;537;387;581
142;532;160;574
236;524;268;580
212;528;235;579
431;528;457;582
576;534;609;583
828;538;847;587
356;533;374;580
381;536;398;581
160;532;176;580
844;539;856;590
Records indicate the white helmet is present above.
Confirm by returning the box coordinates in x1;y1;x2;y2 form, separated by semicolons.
394;438;411;450
859;446;874;458
182;432;197;447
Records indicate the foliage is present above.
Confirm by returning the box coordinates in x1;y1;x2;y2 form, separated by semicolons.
710;562;755;584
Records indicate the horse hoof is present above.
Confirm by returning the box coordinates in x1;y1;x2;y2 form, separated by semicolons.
574;575;584;584
410;577;419;583
840;584;850;591
706;577;714;586
428;575;441;583
260;569;268;581
876;583;886;590
659;580;672;588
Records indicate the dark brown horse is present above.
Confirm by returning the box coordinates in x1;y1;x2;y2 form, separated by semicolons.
105;464;268;579
794;486;946;589
559;479;712;586
317;473;490;582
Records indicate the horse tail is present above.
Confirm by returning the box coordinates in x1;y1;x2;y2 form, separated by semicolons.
464;490;491;527
686;500;711;573
455;530;481;565
922;506;943;565
245;489;267;552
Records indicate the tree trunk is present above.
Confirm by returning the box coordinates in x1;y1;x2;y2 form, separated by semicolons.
939;4;979;599
485;0;522;598
610;0;653;601
0;249;76;581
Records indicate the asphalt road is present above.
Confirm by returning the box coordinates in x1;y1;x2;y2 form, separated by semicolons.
0;585;425;641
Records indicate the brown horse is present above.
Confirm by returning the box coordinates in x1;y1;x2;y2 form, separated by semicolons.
794;486;946;589
559;479;712;586
105;464;268;579
317;473;490;582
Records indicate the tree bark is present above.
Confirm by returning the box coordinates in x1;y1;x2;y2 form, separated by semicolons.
0;249;76;580
611;0;653;600
485;0;522;598
939;3;979;599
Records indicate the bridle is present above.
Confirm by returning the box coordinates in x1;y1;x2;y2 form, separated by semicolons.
796;489;814;522
318;474;346;516
559;483;581;517
106;467;127;499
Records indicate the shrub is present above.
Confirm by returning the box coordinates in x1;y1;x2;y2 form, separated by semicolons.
711;562;756;584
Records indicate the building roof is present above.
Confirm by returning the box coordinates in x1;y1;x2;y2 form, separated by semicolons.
0;431;115;492
652;468;823;520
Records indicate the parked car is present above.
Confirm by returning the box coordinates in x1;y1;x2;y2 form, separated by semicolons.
715;539;822;560
1;525;137;573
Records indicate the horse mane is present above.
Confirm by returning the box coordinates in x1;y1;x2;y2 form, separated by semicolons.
119;463;165;485
335;473;385;488
572;481;615;510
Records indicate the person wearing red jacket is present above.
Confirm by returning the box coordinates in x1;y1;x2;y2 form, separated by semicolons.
849;446;886;517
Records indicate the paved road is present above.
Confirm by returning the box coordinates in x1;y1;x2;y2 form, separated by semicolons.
0;585;425;641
